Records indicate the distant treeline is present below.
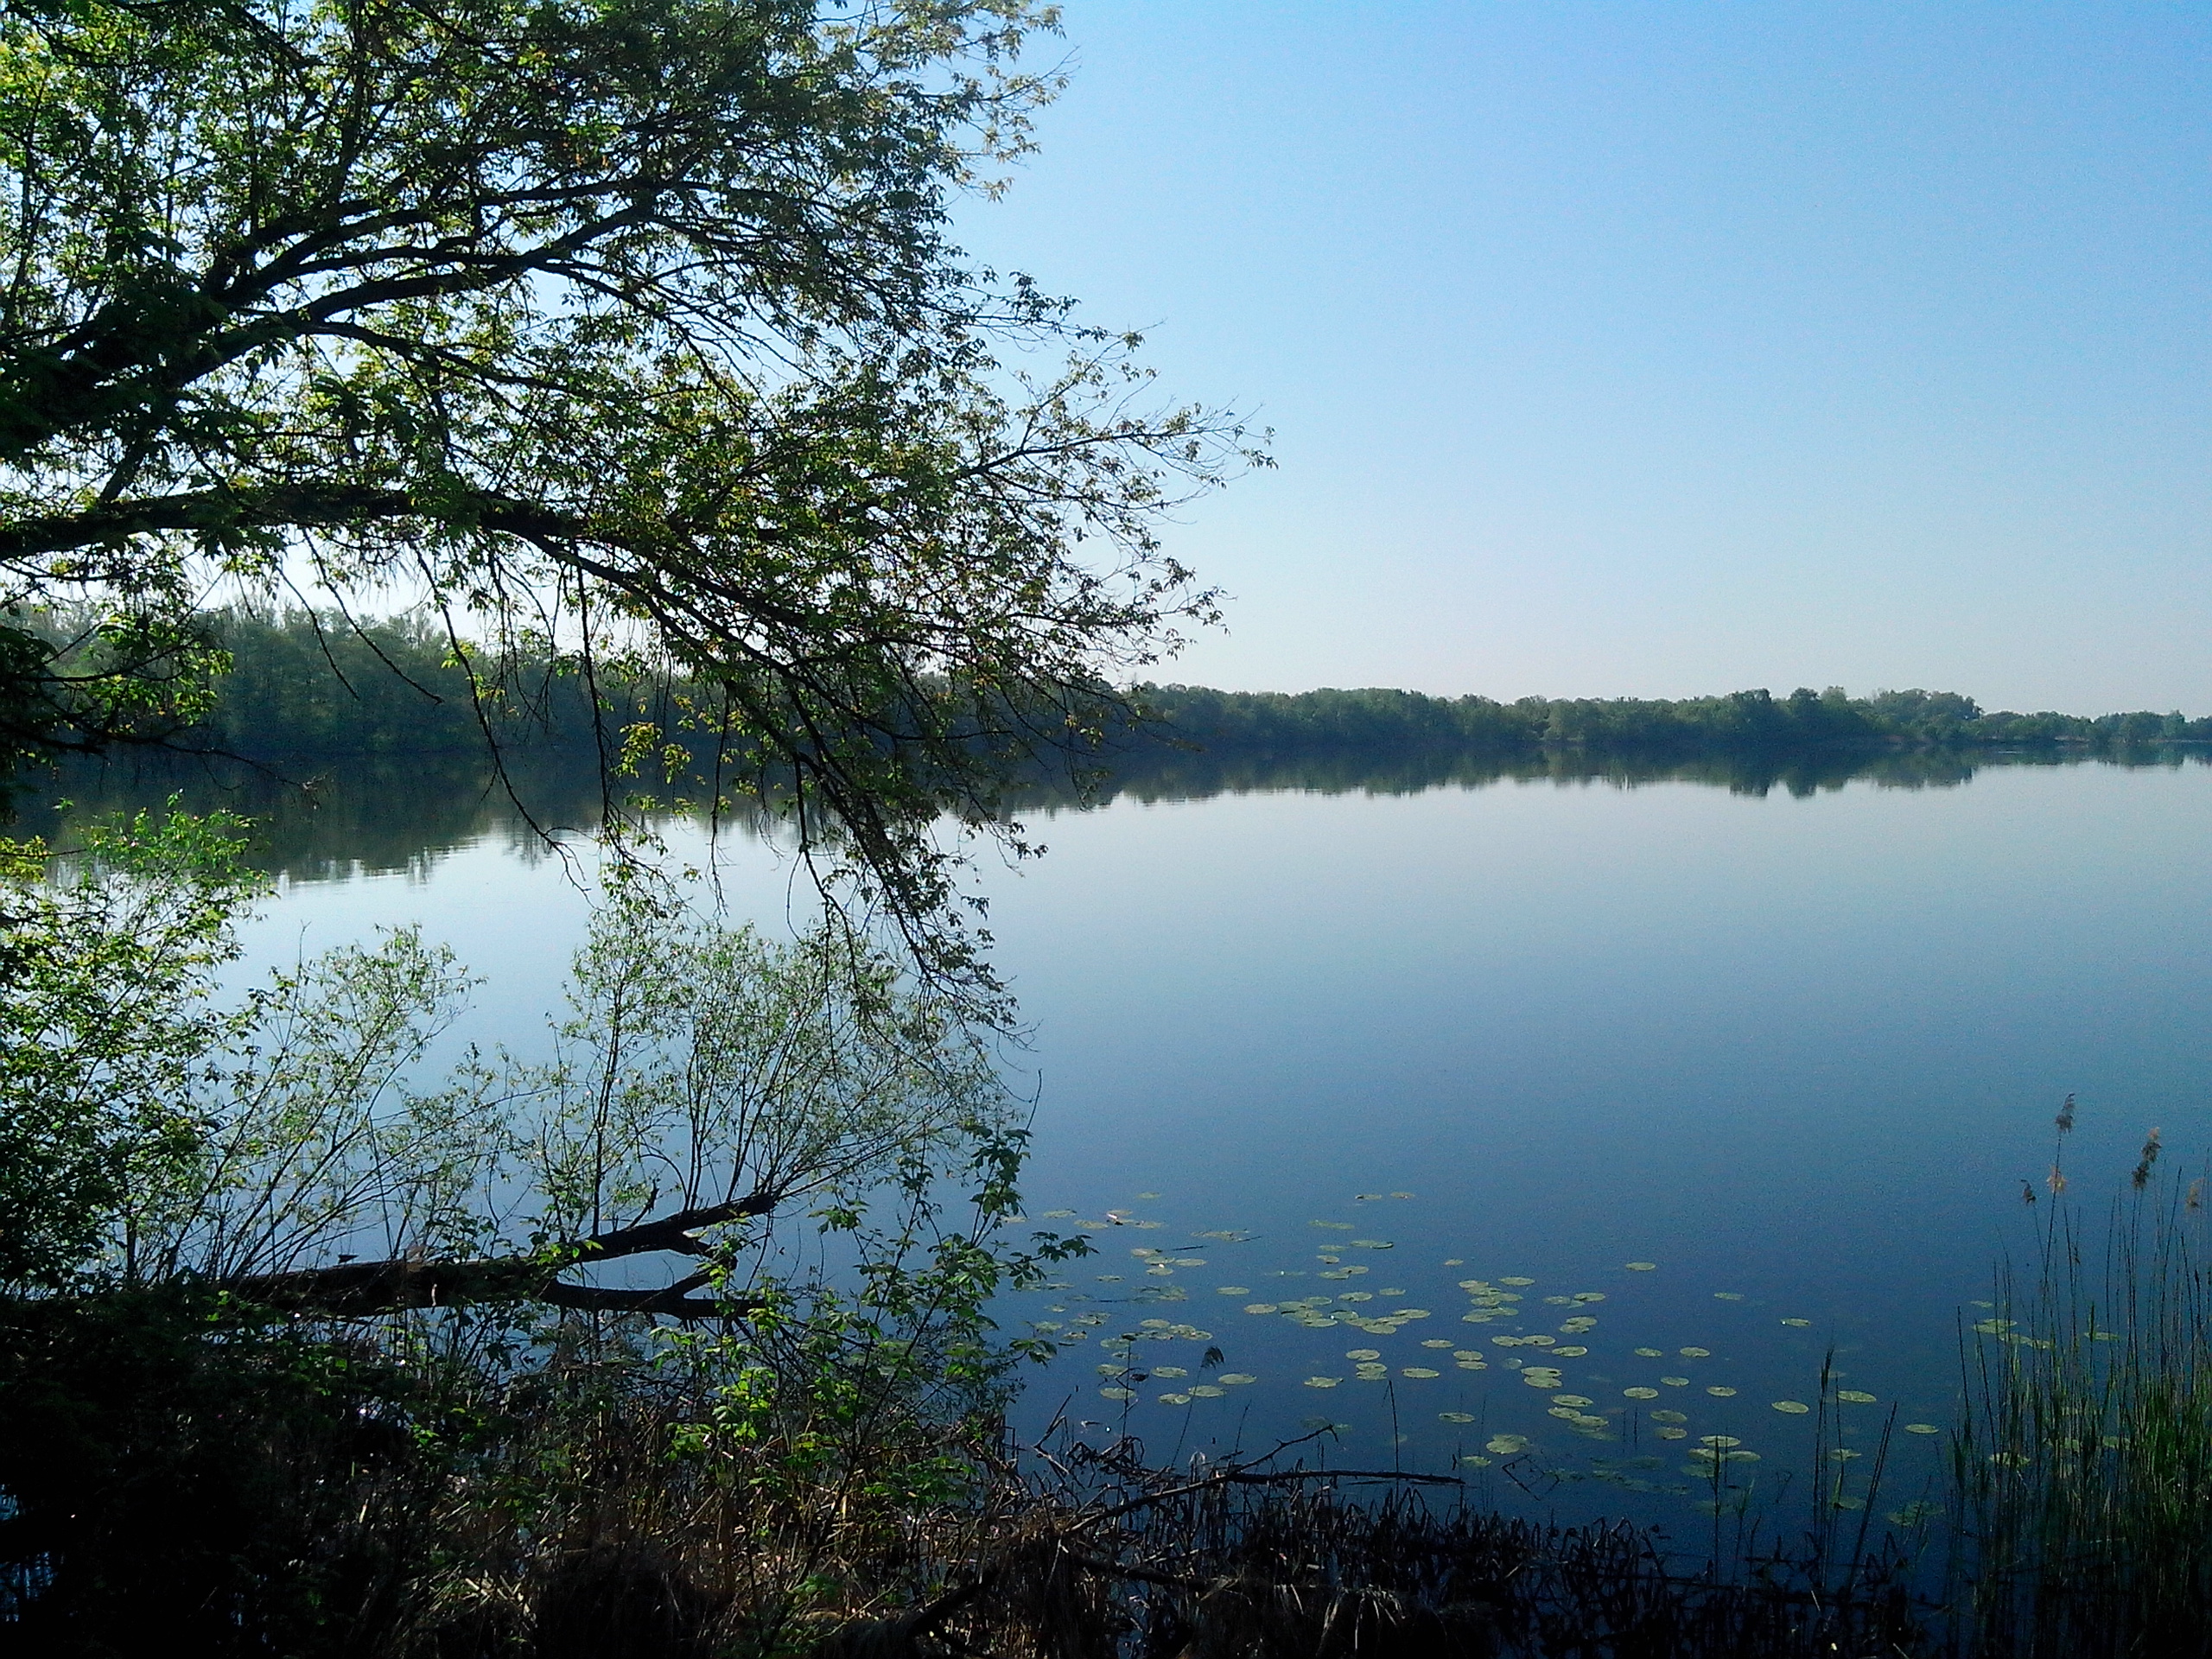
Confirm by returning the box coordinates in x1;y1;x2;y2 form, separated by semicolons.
191;610;598;754
170;612;2210;764
1128;683;2211;758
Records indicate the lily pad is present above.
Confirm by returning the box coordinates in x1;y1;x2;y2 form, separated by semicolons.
1624;1262;1657;1272
1303;1376;1341;1389
1904;1422;1942;1435
1771;1401;1811;1414
1440;1410;1476;1424
1836;1389;1878;1404
1679;1347;1711;1358
1624;1387;1661;1400
1402;1367;1440;1379
1706;1386;1738;1397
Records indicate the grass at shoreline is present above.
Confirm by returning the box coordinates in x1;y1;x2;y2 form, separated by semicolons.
1952;1159;2212;1658
10;1198;2212;1659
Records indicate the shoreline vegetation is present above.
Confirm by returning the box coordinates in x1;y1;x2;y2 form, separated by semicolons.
50;609;2212;773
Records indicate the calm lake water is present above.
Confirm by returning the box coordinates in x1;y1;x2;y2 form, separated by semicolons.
37;749;2212;1528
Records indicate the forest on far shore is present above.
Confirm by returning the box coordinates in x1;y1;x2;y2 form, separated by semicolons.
88;609;2212;765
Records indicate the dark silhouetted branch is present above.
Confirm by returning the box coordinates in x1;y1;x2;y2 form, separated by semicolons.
225;1191;779;1319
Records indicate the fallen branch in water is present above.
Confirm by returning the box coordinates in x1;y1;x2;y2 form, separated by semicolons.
219;1192;779;1319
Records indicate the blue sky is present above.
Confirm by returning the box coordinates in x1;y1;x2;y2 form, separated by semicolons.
957;3;2211;710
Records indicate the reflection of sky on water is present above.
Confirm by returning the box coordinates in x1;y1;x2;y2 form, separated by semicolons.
56;755;2212;1521
982;764;2211;1516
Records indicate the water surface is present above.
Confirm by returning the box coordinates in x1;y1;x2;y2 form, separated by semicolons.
35;748;2212;1522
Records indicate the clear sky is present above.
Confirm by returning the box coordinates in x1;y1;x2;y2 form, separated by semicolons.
956;3;2211;712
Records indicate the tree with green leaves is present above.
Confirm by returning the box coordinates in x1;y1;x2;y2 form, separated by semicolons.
0;0;1261;984
1;810;1046;1326
0;806;262;1288
0;813;1075;1649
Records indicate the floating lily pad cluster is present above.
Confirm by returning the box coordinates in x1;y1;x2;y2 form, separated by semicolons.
1035;1190;1942;1515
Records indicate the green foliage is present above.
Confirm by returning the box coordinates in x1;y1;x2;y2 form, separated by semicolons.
1958;1173;2212;1656
81;609;2212;775
519;871;1019;1245
1129;682;2212;759
195;609;487;755
0;803;262;1289
0;0;1262;985
1;806;1044;1306
0;810;1078;1652
0;605;229;790
166;925;497;1282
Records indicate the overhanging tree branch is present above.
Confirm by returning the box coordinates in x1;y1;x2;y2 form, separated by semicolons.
0;0;1267;1000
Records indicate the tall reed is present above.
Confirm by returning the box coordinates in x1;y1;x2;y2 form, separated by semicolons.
1955;1139;2212;1657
